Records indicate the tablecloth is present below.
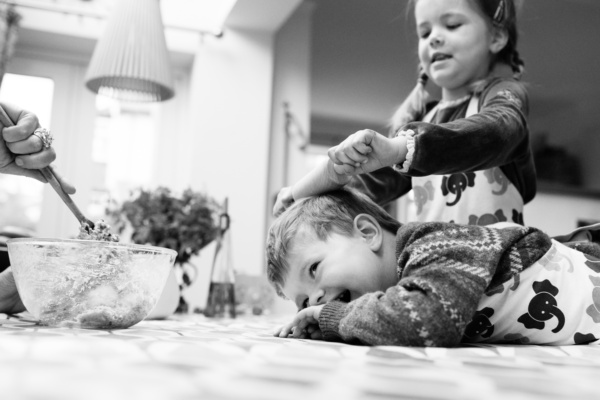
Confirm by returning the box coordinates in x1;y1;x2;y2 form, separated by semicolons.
1;313;599;400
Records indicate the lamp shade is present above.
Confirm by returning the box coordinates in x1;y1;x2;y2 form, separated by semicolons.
85;0;174;102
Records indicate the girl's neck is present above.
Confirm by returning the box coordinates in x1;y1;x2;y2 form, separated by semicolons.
440;76;487;102
439;63;514;102
441;88;472;103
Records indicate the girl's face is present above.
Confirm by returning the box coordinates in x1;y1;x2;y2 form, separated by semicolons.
415;0;497;100
281;226;395;311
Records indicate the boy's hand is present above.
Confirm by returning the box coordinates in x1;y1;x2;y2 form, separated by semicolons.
328;129;407;175
274;305;324;340
273;186;294;217
273;159;352;217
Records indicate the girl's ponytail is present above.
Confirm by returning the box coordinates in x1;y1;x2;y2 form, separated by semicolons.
510;49;525;79
485;0;524;79
389;71;429;136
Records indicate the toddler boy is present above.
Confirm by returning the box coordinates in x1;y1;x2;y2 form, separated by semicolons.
266;188;600;346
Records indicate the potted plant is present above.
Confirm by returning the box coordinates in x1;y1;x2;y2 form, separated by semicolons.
107;187;220;313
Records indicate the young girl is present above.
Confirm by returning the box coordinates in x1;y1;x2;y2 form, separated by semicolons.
274;0;536;226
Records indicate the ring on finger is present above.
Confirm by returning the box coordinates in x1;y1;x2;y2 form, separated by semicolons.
33;128;53;150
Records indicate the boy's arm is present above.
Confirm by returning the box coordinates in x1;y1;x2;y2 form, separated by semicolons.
318;223;552;346
273;158;351;216
292;158;351;200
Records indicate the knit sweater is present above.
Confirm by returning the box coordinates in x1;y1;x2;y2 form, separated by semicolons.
318;222;552;346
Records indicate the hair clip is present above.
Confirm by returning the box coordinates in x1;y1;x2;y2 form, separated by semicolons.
493;0;505;24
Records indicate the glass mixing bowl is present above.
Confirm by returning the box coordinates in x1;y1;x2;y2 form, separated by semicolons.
7;238;177;329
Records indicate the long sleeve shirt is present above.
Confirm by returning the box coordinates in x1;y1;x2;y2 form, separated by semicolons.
351;77;536;208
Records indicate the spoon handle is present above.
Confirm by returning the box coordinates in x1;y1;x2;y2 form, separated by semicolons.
39;166;95;229
0;105;94;229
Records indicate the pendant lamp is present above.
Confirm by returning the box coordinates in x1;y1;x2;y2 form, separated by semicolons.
85;0;174;102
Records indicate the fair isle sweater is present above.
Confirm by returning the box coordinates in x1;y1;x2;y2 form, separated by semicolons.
318;222;553;347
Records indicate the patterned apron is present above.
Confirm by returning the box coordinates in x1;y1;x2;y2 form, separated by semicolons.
410;96;524;226
463;234;600;345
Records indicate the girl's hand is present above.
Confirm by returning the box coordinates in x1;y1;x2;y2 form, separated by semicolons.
328;129;407;175
274;305;324;340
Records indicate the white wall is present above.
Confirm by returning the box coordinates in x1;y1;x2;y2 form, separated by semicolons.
187;29;274;276
266;2;315;315
266;2;314;218
525;193;600;237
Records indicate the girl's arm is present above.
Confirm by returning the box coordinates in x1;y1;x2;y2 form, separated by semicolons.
398;79;530;176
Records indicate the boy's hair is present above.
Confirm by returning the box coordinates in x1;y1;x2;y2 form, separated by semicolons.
390;0;524;133
266;188;401;298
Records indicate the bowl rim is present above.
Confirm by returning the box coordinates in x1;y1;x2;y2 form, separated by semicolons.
6;237;178;256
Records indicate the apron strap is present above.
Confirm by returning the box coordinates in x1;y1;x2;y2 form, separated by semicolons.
466;95;479;117
424;95;480;123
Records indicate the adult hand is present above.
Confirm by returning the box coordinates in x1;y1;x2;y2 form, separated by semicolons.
274;305;324;340
0;267;25;314
0;102;76;194
273;186;294;217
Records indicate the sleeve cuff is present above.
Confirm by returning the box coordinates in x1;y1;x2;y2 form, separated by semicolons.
318;301;347;341
393;129;415;173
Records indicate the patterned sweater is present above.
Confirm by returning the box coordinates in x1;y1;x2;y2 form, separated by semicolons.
318;222;553;346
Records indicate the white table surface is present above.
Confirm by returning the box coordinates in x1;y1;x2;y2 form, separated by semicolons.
2;312;600;400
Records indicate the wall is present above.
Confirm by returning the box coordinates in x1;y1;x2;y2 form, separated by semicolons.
310;0;411;143
266;1;314;315
266;2;314;214
308;0;600;194
187;30;274;277
525;193;600;237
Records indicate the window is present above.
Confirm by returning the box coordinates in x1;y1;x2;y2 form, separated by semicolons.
87;96;159;221
0;73;54;234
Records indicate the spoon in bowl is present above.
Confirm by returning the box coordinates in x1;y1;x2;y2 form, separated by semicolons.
0;105;95;232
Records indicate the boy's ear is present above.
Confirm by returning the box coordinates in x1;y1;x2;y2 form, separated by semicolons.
490;28;509;54
353;214;383;252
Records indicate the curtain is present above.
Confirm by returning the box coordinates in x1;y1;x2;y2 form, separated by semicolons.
0;3;20;87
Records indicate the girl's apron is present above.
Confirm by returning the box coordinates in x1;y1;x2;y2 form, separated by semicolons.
410;96;524;225
463;234;600;345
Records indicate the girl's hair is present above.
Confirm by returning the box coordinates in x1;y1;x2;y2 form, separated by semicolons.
265;188;401;298
390;0;524;134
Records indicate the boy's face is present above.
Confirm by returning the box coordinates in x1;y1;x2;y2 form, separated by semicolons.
281;225;395;311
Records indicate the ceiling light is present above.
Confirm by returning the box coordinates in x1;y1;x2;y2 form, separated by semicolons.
84;0;174;102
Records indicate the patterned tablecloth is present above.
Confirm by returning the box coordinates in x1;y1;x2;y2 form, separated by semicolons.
1;312;600;400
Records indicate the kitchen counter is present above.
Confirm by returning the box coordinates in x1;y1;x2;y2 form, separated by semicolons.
2;312;600;400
